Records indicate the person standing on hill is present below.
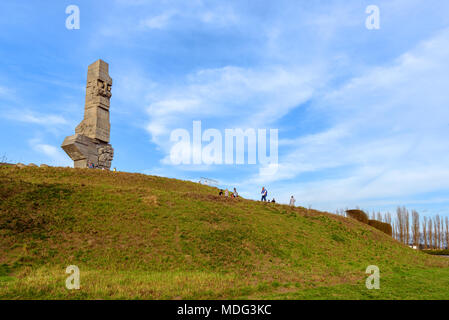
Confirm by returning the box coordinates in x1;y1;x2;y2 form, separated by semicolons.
233;188;239;198
225;189;229;197
261;187;268;202
289;196;296;207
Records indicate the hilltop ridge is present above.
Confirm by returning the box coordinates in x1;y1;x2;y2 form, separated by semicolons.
1;166;449;299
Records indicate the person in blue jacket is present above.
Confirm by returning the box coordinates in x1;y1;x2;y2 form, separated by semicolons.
261;187;268;202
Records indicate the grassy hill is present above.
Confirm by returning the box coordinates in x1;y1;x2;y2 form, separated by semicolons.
1;165;449;299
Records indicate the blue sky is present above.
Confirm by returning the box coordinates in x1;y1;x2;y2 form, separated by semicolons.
1;0;449;216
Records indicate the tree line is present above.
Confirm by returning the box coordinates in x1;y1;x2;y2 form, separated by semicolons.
336;207;449;249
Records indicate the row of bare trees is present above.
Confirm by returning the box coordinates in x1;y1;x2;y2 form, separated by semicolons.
336;206;449;249
393;207;448;249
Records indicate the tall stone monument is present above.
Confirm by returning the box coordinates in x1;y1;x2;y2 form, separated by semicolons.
61;59;114;169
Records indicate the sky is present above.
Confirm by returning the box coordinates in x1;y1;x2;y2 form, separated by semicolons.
1;0;449;216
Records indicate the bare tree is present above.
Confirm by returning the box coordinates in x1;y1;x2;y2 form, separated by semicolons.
396;206;411;245
423;216;428;249
445;217;449;250
391;221;395;240
436;215;442;249
384;212;392;225
428;219;433;249
433;217;439;249
396;207;404;244
376;211;382;222
404;207;410;245
392;221;397;240
433;215;440;249
411;210;420;247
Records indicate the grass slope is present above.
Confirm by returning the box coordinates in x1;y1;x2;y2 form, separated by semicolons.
0;166;448;299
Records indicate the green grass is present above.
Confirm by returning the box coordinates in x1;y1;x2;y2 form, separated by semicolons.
1;166;449;299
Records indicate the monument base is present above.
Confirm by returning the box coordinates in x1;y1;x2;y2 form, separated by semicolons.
62;134;114;169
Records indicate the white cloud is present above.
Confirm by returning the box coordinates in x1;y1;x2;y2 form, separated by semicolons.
145;64;326;149
5;110;68;126
139;11;176;30
0;85;12;98
29;138;72;167
98;1;239;40
34;144;59;158
137;6;237;30
0;84;17;103
199;6;238;26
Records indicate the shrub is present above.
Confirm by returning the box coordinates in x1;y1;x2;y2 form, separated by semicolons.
368;220;393;236
422;249;449;255
345;209;369;224
344;210;392;237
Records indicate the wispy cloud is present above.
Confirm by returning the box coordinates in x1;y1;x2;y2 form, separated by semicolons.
4;110;68;126
0;84;17;103
243;27;449;210
145;64;327;148
99;1;239;39
139;11;176;30
28;138;72;167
